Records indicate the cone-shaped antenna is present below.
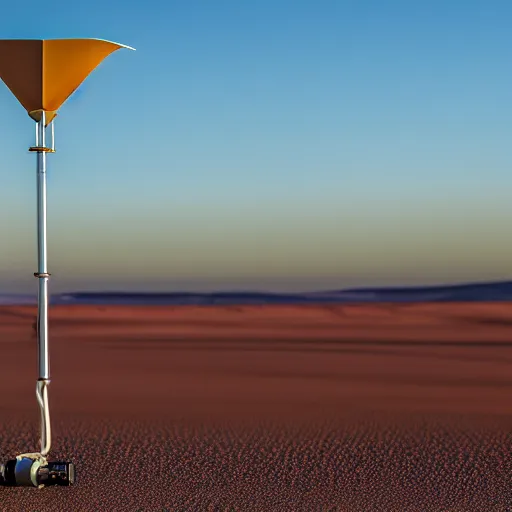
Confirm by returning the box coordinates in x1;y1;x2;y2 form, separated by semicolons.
0;38;135;125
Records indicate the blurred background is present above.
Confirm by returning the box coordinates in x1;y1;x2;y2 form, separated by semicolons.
1;0;512;294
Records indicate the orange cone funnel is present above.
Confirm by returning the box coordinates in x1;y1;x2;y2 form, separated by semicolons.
0;39;134;125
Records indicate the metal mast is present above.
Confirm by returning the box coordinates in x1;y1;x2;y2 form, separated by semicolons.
30;111;54;457
0;38;134;476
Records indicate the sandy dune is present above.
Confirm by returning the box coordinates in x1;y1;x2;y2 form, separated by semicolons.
0;303;511;511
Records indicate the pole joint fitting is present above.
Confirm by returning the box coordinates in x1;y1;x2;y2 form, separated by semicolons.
28;146;55;153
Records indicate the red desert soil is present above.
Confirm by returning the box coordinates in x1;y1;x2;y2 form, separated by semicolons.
0;303;511;511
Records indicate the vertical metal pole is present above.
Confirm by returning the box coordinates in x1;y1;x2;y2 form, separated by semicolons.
35;112;51;457
37;113;49;381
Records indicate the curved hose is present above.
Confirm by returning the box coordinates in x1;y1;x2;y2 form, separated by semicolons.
36;380;51;457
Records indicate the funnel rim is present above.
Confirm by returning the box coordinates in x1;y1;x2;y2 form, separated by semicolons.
0;38;135;51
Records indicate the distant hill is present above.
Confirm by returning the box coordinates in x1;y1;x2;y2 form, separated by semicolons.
0;294;38;306
2;280;512;306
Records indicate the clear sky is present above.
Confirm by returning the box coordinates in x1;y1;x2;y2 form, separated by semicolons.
1;0;512;294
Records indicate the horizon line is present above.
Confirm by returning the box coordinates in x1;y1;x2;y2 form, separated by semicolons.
2;277;511;298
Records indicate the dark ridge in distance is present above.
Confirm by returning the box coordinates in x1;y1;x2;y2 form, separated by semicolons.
3;280;512;305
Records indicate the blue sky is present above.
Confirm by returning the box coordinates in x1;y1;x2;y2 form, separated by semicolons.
1;0;512;293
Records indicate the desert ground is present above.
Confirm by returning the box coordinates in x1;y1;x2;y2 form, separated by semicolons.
0;303;511;511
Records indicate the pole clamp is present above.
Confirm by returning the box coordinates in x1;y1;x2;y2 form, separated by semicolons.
28;147;55;153
34;273;51;278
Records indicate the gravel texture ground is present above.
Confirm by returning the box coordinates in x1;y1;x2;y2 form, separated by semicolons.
1;415;511;511
0;303;511;511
